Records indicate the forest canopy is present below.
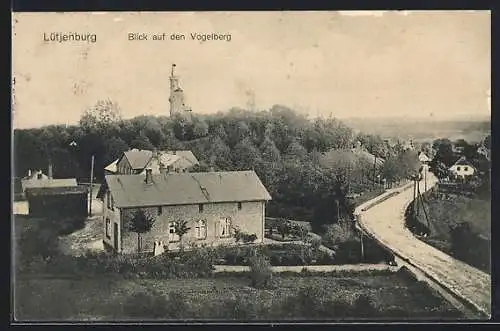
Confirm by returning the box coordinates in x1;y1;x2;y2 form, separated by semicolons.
14;102;421;230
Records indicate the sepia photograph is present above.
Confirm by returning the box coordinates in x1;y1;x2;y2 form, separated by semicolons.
11;10;491;322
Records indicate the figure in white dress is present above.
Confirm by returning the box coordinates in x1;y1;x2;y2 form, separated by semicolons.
153;240;165;256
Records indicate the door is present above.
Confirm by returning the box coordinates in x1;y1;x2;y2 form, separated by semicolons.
114;223;119;251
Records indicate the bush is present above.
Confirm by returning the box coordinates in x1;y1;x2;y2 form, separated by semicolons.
352;294;377;318
278;286;355;319
322;223;353;248
22;246;218;279
310;237;322;251
248;253;273;288
121;290;170;319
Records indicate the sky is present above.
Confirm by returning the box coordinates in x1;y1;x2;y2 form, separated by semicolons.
12;11;490;129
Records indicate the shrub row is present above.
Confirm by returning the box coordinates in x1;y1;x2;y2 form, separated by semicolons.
20;248;218;279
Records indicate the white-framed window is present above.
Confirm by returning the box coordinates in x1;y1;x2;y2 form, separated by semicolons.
169;221;179;242
457;166;461;171
105;217;111;239
195;220;207;240
219;217;232;238
464;166;468;171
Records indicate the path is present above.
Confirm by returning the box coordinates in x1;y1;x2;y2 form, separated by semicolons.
214;263;399;273
355;173;491;318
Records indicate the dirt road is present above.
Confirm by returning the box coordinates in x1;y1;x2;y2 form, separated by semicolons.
356;173;491;318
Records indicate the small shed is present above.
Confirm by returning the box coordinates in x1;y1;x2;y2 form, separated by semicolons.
25;185;89;218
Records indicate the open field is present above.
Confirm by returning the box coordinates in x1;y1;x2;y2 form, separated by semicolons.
13;269;461;321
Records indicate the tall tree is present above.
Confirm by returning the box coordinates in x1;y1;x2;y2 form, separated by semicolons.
124;208;156;253
174;219;191;252
79;99;122;132
432;138;455;167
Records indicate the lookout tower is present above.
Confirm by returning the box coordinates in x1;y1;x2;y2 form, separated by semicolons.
169;64;192;119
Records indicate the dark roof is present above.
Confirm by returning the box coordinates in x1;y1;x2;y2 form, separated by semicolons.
452;156;474;167
26;185;88;197
21;178;78;192
320;148;384;168
123;150;153;170
104;170;272;208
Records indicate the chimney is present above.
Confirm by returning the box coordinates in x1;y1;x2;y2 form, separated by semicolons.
145;168;153;184
48;164;53;179
27;169;32;177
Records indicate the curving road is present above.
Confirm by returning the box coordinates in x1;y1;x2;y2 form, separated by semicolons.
355;173;491;318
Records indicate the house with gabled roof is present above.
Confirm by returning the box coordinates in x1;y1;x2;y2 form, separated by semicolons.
449;156;476;178
97;170;272;253
105;149;199;175
19;166;78;199
418;151;431;164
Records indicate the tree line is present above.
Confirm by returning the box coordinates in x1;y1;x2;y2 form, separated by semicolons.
14;100;421;231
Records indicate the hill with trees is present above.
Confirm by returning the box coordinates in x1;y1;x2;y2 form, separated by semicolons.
13;101;421;231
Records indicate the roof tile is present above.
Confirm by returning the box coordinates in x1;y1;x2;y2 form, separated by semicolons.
105;170;272;208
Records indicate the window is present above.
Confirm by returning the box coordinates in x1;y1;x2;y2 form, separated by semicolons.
219;218;232;238
195;220;207;240
110;195;114;211
199;204;204;213
105;218;111;239
169;222;179;242
464;166;468;171
158;206;162;216
107;191;113;210
237;202;242;210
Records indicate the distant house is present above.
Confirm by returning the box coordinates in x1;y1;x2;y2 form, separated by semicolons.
26;186;89;218
321;147;385;169
104;149;199;175
449;157;476;178
19;167;78;200
418;152;431;164
97;170;272;253
477;144;490;162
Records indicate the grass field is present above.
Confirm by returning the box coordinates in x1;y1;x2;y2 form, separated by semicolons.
13;270;461;321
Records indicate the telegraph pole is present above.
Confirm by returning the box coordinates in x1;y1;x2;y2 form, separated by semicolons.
360;231;365;262
424;165;427;192
89;155;95;216
373;155;377;189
